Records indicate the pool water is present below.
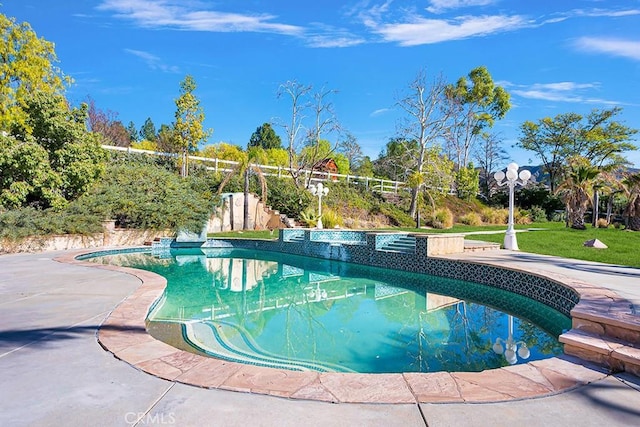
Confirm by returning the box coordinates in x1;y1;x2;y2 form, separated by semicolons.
88;248;570;373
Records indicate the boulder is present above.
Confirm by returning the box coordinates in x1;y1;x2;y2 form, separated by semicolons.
584;238;608;249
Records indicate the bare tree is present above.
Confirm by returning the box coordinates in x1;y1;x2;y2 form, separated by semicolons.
276;80;311;185
338;132;364;170
473;132;509;198
300;86;342;187
396;69;450;219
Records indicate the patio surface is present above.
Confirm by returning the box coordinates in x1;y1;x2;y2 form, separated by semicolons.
1;248;639;426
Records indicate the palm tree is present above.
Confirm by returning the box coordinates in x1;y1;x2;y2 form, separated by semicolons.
622;173;640;231
217;148;268;230
555;163;600;229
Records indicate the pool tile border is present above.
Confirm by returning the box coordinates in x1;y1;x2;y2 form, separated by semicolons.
54;248;619;404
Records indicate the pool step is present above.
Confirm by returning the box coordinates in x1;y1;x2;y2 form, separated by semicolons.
560;329;640;377
378;236;416;253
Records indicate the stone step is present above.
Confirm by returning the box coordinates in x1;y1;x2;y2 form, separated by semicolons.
559;329;640;377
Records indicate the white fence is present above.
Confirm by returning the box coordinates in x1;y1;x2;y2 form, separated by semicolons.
102;145;406;194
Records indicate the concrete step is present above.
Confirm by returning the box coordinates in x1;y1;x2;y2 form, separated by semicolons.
560;329;640;377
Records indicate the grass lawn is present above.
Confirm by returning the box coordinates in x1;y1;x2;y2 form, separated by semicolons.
208;222;640;268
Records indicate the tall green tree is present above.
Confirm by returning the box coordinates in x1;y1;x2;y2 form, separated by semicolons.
174;75;211;176
248;123;282;149
622;173;640;231
126;121;138;143
444;66;511;172
140;117;157;142
1;92;105;210
0;13;70;131
517;107;637;192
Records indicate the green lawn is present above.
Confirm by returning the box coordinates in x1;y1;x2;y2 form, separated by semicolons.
208;222;640;268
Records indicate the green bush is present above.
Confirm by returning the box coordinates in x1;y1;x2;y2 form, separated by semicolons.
481;207;508;224
299;209;318;227
265;177;312;218
528;205;548;223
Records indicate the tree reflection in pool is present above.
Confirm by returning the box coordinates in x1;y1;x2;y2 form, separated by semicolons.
89;248;570;374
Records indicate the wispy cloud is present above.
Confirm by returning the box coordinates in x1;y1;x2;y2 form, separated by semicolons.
511;81;620;105
98;0;304;35
368;14;529;46
370;108;391;117
574;37;640;61
124;49;180;73
305;23;365;48
426;0;497;14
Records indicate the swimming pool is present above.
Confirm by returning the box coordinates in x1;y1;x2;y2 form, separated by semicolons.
85;247;570;374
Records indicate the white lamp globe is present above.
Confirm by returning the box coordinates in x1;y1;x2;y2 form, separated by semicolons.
492;341;503;355
504;348;518;365
507;162;519;171
506;169;517;180
518;344;531;360
519;169;531;181
494;171;505;181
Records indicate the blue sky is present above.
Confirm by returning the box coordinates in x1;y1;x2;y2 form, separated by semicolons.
3;1;640;168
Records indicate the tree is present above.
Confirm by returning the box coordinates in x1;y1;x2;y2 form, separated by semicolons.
374;138;419;182
86;97;130;147
1;92;105;210
156;124;175;153
276;80;312;184
140;117;157;142
555;160;600;229
302;86;342;184
0;13;70;131
248;123;282;150
517;108;637;192
396;69;450;220
126;121;138;143
622;173;640;231
474;132;509;199
444;66;510;170
338;132;364;171
174;75;211;177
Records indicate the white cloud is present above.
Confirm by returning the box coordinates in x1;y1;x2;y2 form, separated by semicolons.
124;49;180;73
512;81;620;105
98;0;304;35
574;37;640;61
370;108;391;117
371;14;529;46
426;0;496;14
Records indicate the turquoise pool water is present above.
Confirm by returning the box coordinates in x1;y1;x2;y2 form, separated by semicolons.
87;248;570;373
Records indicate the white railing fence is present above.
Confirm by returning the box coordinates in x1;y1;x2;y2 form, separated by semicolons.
102;145;406;194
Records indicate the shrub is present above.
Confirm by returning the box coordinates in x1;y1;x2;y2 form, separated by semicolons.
481;207;508;224
528;205;548;223
321;207;344;228
429;207;454;229
299;209;318;228
265;177;312;218
514;209;532;225
458;212;482;226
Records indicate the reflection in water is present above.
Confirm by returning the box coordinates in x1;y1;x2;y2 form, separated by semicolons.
90;248;569;373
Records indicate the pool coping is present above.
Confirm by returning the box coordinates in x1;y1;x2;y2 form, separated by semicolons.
54;248;624;404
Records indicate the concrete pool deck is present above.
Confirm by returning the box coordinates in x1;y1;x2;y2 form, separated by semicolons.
1;248;639;426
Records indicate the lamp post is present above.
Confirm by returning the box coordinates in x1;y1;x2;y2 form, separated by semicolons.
309;182;329;229
492;315;530;365
494;163;531;250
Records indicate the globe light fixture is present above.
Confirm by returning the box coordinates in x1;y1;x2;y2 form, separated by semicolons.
494;163;531;250
492;315;530;365
309;182;329;229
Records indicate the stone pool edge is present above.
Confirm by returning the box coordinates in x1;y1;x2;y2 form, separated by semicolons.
53;247;622;405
